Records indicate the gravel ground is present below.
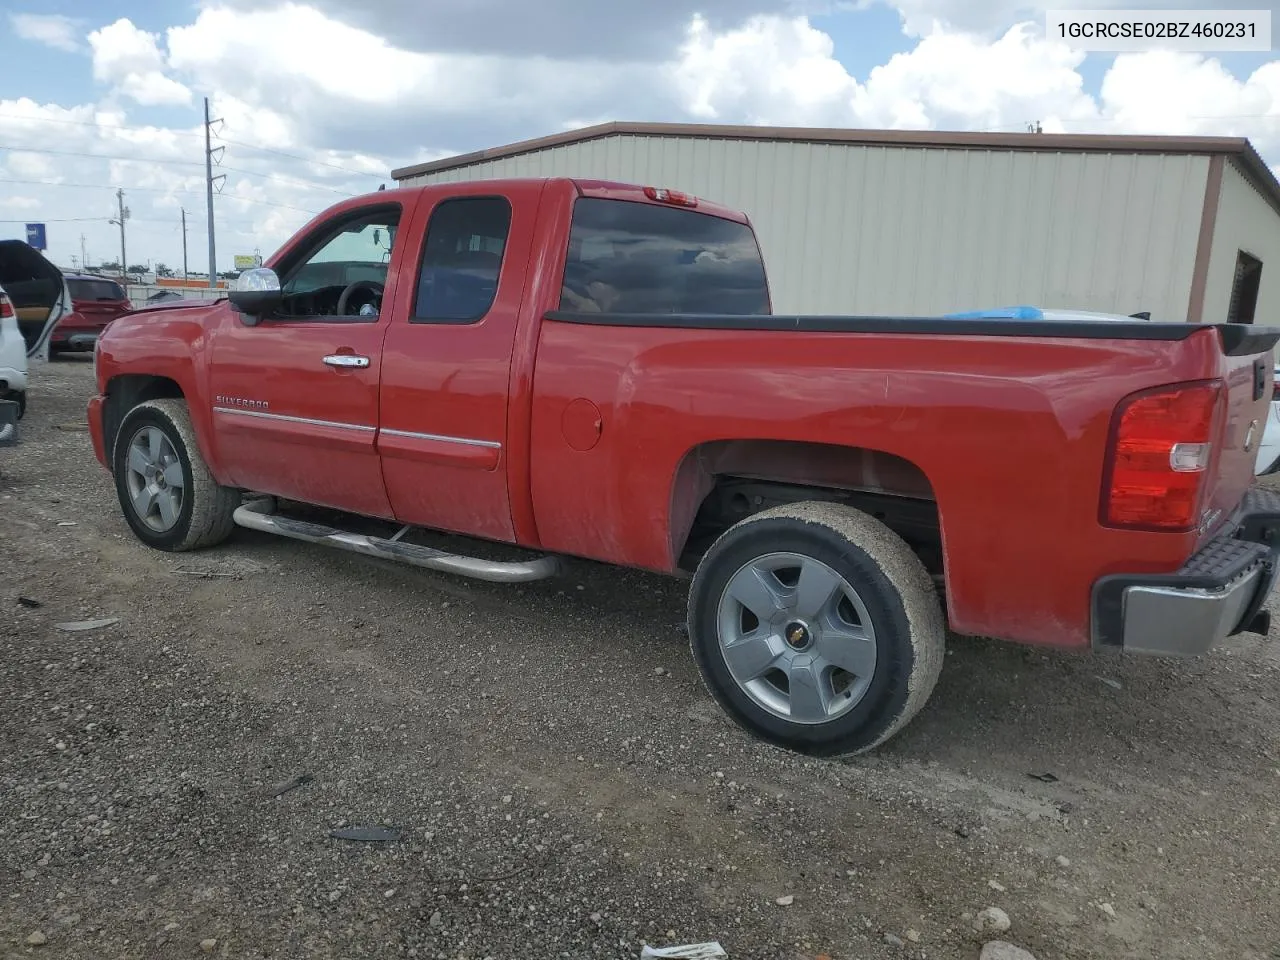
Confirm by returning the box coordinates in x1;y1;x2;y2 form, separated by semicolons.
2;359;1279;960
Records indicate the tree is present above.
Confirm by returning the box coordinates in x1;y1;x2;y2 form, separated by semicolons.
100;260;121;271
155;263;174;278
127;264;148;275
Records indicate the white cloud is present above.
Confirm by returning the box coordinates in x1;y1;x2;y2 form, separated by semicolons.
675;15;860;124
9;13;84;52
853;22;1096;129
1097;53;1280;150
862;0;1238;40
166;4;654;121
88;19;192;107
200;0;793;60
673;15;1096;131
0;196;41;212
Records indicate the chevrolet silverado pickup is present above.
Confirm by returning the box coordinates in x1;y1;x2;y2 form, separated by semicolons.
87;177;1280;756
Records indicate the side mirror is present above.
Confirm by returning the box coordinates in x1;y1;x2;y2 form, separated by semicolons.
229;267;282;324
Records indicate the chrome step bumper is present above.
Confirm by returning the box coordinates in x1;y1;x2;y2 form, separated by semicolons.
1092;488;1280;655
232;499;563;584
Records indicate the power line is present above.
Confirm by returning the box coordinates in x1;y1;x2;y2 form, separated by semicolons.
0;111;387;179
0;216;106;223
217;136;385;179
219;164;354;196
0;144;356;196
0;144;203;168
0;176;318;214
0;111;207;139
0;215;260;228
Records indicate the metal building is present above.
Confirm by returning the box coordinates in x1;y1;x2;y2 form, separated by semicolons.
392;122;1280;323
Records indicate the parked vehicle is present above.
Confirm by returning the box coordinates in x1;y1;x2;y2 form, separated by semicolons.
85;178;1280;756
50;274;132;356
0;285;30;417
0;240;71;416
145;289;188;304
1252;363;1280;475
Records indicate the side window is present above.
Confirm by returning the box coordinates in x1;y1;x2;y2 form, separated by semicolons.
276;207;400;321
413;196;511;324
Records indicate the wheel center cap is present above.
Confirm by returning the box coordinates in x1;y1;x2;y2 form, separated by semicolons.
784;620;813;651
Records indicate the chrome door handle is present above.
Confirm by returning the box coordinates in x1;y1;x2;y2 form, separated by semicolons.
322;354;370;368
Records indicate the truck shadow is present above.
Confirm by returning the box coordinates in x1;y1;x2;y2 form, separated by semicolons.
227;504;1279;798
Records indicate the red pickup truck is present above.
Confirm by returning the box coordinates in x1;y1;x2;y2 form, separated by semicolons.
87;177;1280;756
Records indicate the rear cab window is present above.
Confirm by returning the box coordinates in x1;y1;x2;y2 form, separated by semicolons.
559;198;769;316
68;279;126;301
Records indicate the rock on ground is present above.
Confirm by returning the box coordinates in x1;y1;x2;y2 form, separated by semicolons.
980;943;1038;960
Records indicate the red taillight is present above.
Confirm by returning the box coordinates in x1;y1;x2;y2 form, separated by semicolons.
0;297;11;319
1101;380;1223;531
644;186;698;207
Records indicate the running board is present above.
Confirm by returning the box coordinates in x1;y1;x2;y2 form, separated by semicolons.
232;499;563;583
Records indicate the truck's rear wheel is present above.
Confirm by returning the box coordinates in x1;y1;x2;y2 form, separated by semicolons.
687;501;945;756
112;399;239;552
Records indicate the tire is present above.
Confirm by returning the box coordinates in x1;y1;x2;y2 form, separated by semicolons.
687;501;946;757
112;398;239;552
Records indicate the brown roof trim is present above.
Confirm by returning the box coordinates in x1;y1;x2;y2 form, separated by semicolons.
391;122;1280;203
1228;140;1280;219
1188;155;1225;323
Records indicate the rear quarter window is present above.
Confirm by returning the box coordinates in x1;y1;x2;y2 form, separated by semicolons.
559;198;769;315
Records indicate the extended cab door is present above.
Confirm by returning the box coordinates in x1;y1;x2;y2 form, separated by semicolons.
208;198;412;518
375;182;541;541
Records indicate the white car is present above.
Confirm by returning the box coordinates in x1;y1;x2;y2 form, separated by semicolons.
0;240;72;418
1253;365;1280;476
945;305;1280;477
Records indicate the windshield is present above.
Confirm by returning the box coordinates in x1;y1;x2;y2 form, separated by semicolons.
559;197;769;315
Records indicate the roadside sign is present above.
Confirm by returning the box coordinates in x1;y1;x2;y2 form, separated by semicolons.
234;254;260;270
25;223;46;250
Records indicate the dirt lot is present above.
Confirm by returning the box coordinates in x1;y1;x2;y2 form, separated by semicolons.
2;359;1278;960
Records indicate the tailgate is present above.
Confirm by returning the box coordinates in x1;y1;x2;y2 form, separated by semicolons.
1201;344;1277;541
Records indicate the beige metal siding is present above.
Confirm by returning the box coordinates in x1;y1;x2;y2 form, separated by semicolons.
1203;160;1280;328
402;136;1208;318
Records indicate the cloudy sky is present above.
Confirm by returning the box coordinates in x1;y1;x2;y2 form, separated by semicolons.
1;0;1279;274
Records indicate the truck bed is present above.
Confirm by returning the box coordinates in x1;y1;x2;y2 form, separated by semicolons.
530;310;1279;649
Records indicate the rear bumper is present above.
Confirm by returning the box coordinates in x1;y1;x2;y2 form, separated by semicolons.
52;331;101;350
1092;489;1280;656
0;364;25;392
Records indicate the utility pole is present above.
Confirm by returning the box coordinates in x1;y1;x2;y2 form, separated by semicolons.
181;207;189;282
109;189;130;282
204;97;225;288
79;234;87;270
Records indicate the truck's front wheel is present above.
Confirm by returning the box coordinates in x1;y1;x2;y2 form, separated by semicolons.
112;399;239;552
687;502;945;756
